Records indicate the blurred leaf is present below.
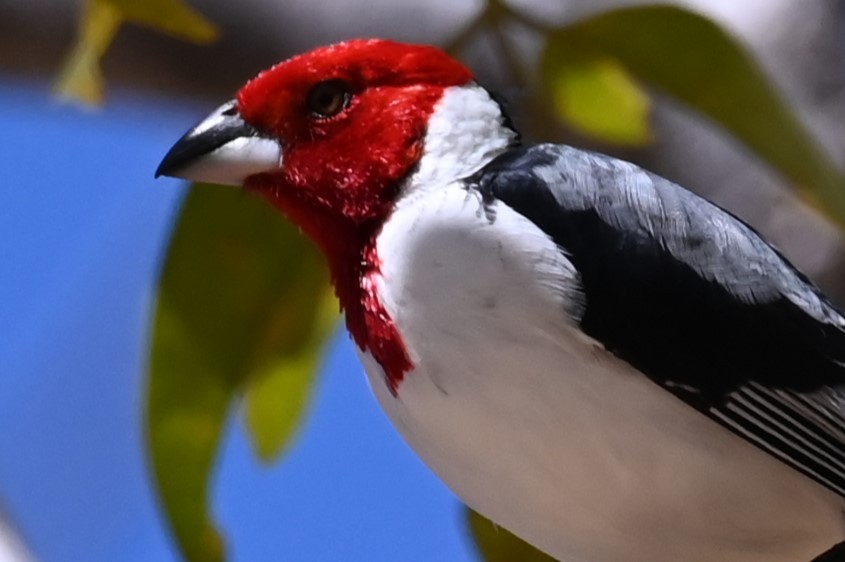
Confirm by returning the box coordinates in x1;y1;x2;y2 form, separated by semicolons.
244;271;337;462
111;0;218;42
467;508;557;562
541;5;845;221
54;0;122;105
147;184;333;562
543;50;651;146
56;0;217;105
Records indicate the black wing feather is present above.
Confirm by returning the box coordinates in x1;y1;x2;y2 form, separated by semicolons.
472;143;845;497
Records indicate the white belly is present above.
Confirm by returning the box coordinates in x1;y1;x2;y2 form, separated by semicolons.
359;183;844;562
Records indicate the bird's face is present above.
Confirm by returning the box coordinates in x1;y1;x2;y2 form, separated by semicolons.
157;39;473;258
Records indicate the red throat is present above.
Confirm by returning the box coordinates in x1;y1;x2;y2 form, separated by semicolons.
248;180;413;395
353;233;414;396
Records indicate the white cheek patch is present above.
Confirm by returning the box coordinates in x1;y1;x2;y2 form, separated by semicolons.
174;136;282;186
401;84;517;196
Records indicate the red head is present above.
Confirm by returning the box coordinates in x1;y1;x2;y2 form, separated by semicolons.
238;40;472;254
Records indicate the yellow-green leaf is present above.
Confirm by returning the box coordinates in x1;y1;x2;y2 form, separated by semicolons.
147;184;333;562
54;0;123;105
244;280;337;463
543;51;651;146
541;5;845;222
56;0;217;105
111;0;217;43
466;508;557;562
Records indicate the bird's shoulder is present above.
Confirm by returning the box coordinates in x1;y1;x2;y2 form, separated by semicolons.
474;143;840;325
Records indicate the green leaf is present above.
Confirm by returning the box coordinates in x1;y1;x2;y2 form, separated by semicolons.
466;508;557;562
243;270;337;463
541;5;845;221
54;0;123;105
111;0;218;42
56;0;217;105
543;50;651;146
147;184;333;562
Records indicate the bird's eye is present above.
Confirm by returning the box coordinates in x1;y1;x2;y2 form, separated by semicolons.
306;79;352;119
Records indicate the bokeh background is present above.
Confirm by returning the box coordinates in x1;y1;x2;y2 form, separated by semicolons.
2;0;845;561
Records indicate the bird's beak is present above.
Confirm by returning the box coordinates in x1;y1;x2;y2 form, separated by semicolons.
155;100;282;186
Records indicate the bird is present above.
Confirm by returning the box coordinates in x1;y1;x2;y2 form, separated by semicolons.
157;39;845;562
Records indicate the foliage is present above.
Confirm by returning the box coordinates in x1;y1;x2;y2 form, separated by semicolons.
147;185;333;561
540;6;845;223
56;0;845;560
56;0;216;104
467;508;557;562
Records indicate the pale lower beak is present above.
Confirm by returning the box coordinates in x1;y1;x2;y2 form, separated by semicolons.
155;100;282;186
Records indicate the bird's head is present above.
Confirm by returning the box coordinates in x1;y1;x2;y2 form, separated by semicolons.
157;39;518;392
157;39;516;264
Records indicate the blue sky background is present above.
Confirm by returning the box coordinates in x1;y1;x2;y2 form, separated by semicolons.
0;76;478;562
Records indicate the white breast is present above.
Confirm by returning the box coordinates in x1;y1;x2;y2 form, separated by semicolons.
356;182;844;562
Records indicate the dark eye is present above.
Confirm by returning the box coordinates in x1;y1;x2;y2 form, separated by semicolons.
305;79;352;118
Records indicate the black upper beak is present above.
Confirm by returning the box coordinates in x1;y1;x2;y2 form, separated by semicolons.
156;100;282;185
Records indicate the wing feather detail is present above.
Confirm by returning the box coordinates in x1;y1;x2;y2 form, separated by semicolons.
473;143;845;497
